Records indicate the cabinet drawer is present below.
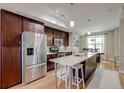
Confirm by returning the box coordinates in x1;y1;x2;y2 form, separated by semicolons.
24;64;46;84
47;54;57;59
51;54;57;58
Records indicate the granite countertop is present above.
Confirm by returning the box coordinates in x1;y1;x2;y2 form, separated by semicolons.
47;51;72;55
47;52;57;55
50;52;97;66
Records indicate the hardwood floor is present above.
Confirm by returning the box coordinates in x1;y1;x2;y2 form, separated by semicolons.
98;60;116;71
10;60;124;89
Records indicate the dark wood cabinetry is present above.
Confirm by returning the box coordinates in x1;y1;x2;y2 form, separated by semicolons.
0;9;22;88
47;54;57;71
23;17;44;34
1;46;21;88
47;52;72;72
44;26;54;46
44;26;69;46
62;32;69;46
83;55;97;82
1;10;22;46
0;9;44;88
54;29;62;39
22;18;33;32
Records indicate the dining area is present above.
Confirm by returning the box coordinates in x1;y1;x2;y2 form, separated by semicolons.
50;52;98;89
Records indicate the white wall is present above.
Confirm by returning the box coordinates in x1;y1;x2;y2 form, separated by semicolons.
119;18;124;73
79;36;86;51
114;28;119;56
106;31;114;61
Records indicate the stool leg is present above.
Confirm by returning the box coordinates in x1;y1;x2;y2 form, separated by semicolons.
58;77;61;87
76;69;79;89
65;65;68;89
58;65;63;87
81;67;85;88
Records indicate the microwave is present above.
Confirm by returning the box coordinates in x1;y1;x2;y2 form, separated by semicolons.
54;39;63;46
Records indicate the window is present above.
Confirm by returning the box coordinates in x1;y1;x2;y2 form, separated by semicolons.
87;35;104;53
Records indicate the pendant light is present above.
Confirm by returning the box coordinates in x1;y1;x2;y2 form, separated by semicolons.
87;32;91;35
70;3;75;27
87;19;91;35
70;19;74;27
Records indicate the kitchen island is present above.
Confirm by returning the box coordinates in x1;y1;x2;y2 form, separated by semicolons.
50;52;97;88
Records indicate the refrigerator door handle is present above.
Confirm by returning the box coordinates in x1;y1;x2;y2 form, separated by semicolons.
26;63;46;69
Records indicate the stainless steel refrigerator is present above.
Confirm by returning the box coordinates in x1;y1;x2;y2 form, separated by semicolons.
22;32;47;84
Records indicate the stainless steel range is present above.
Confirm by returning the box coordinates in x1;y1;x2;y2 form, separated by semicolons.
22;32;47;84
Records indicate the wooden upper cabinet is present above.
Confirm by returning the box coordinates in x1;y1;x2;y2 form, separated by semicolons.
1;46;21;88
54;29;62;39
1;10;22;46
44;26;69;46
23;17;44;34
44;26;54;46
34;23;44;34
62;32;69;46
22;18;33;32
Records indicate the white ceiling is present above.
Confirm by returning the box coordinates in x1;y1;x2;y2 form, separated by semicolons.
0;3;124;34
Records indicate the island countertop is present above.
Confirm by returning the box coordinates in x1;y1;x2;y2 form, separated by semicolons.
50;52;98;88
50;52;97;67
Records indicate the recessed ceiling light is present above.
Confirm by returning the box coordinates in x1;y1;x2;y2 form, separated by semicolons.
56;10;59;16
87;32;91;35
108;9;112;12
88;19;91;22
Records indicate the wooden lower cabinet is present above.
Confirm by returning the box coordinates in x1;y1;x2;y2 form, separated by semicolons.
1;46;21;88
47;52;72;72
47;54;57;71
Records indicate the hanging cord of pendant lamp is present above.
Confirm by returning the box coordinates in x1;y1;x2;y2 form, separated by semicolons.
70;3;75;27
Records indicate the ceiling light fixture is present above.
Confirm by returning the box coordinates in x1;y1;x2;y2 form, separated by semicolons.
86;19;91;35
70;3;75;27
70;19;74;27
87;32;91;35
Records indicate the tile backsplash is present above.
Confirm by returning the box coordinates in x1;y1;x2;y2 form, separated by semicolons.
47;46;72;52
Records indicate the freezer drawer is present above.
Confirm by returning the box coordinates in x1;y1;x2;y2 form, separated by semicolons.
23;63;46;84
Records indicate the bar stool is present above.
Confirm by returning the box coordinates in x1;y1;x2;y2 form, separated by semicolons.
57;65;69;88
57;53;69;88
72;64;85;89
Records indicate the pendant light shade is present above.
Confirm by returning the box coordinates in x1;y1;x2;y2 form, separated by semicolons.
70;3;75;27
70;19;74;27
88;32;91;35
